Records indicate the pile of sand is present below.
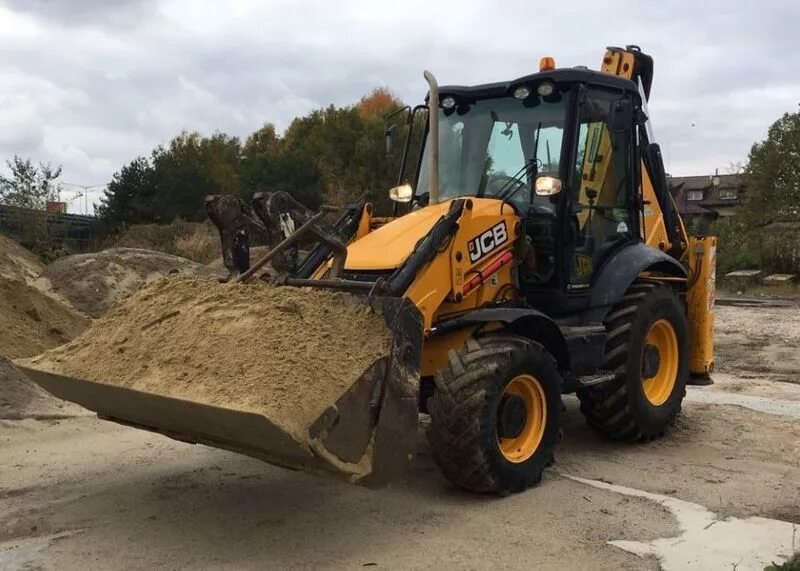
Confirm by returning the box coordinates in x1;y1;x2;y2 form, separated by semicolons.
38;247;210;317
0;232;44;283
0;277;89;360
23;276;392;440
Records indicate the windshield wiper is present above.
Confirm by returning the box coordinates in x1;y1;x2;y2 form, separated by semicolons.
495;160;536;203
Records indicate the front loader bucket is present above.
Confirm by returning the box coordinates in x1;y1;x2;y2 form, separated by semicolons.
15;277;423;486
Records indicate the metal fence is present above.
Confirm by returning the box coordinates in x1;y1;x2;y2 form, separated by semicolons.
0;204;106;252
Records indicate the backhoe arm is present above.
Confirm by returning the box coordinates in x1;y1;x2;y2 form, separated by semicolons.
600;46;688;259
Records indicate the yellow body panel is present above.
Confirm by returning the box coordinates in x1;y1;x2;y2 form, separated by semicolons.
421;328;474;377
402;198;519;330
640;167;671;251
344;202;453;270
340;198;520;375
420;261;515;377
687;236;716;376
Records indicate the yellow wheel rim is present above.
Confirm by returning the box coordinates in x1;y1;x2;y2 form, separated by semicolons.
497;374;547;463
642;319;679;406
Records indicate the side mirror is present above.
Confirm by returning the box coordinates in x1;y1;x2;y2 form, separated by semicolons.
608;99;633;133
385;124;399;154
389;183;413;203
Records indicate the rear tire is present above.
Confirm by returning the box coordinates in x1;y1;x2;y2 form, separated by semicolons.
577;281;688;440
426;335;562;495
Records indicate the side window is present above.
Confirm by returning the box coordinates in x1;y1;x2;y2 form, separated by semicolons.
439;121;464;198
569;91;634;286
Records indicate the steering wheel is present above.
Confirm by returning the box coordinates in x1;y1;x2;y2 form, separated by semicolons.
485;174;528;198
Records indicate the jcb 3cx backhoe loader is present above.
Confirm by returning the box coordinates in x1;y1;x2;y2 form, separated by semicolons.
18;46;716;494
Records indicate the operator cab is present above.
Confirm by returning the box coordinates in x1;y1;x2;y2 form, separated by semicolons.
390;64;643;316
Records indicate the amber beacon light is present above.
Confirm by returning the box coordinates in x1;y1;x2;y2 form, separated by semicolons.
539;56;556;71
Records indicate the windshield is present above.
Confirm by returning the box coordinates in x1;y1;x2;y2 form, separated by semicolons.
418;94;567;209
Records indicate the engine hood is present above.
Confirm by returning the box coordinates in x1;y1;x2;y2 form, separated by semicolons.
344;201;453;271
344;198;509;271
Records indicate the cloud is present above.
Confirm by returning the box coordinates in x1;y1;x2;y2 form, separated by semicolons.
0;0;798;214
3;0;157;29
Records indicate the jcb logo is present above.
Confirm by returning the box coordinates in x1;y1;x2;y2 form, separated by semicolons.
467;221;508;263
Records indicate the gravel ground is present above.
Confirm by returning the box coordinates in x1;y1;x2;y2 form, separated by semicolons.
1;303;799;569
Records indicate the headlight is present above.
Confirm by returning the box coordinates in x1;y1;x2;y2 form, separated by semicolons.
534;176;563;196
513;86;531;100
441;96;456;109
536;81;554;97
389;183;414;202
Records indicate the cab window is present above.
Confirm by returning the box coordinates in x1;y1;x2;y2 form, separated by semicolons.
569;90;634;287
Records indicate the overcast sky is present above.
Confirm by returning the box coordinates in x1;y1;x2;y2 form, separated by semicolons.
1;0;798;213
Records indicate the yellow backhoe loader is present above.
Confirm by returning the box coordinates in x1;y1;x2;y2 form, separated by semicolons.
18;46;716;494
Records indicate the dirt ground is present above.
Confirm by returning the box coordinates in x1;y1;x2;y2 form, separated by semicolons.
1;301;799;569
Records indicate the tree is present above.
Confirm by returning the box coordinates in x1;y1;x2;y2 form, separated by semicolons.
96;157;156;226
99;87;414;226
149;131;243;222
0;155;62;209
241;123;325;209
741;110;800;228
738;109;800;272
100;131;245;227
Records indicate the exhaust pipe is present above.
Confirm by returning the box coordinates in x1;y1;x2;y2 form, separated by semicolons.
423;70;439;205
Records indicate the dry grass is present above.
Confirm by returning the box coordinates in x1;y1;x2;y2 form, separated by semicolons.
173;228;219;264
109;219;219;263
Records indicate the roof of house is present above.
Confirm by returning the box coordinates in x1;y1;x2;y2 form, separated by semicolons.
681;202;716;216
669;173;744;191
668;173;744;215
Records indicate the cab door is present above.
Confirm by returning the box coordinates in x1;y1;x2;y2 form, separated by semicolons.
567;89;637;290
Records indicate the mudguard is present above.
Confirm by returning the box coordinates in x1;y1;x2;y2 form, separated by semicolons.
589;243;687;317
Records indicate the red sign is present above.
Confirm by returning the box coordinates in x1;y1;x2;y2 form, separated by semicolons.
46;201;67;213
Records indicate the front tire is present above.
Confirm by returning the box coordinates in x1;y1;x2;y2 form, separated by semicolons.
426;335;562;495
577;281;689;440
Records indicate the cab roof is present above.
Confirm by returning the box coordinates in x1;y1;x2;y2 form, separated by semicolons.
437;67;639;101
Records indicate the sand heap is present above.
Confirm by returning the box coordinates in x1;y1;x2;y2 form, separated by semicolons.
38;247;209;317
0;232;44;283
0;277;89;360
22;275;392;440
